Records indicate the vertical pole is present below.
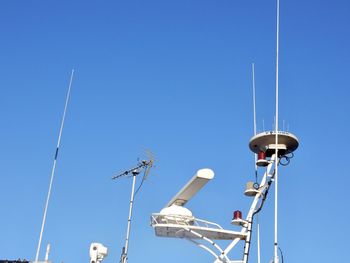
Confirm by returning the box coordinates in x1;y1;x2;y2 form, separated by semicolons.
45;243;50;261
257;217;261;263
252;63;257;136
123;173;137;263
35;69;74;262
252;62;261;263
274;0;280;262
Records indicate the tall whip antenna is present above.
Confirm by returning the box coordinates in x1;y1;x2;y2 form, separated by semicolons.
252;63;258;182
274;0;280;262
35;69;74;262
251;63;261;263
252;63;257;137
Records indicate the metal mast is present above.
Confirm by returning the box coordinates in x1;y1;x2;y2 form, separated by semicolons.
113;159;153;263
274;0;280;262
251;62;261;263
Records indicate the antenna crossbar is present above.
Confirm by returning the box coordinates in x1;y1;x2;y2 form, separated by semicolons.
112;160;152;180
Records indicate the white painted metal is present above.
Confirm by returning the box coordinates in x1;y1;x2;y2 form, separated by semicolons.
151;214;245;240
274;0;280;262
122;173;137;263
188;239;220;260
166;168;214;207
182;227;231;262
257;215;261;263
249;131;299;156
252;63;257;136
224;155;276;263
151;158;277;263
252;62;261;263
44;243;50;261
89;243;108;263
35;69;74;262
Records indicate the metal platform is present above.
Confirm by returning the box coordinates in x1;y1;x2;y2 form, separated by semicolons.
151;214;246;240
249;131;299;157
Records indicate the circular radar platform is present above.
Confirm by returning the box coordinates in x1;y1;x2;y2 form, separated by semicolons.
249;131;299;157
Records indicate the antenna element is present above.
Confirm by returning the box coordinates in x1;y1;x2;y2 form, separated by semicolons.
274;0;280;262
35;69;74;262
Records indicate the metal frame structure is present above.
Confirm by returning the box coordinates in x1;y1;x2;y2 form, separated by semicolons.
151;158;274;263
151;132;298;263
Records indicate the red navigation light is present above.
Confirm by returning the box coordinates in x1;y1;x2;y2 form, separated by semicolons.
233;210;242;220
258;151;266;160
257;151;269;167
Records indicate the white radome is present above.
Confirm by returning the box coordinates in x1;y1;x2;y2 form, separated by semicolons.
160;204;193;217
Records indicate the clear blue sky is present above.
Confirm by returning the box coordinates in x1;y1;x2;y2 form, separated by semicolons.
0;0;349;262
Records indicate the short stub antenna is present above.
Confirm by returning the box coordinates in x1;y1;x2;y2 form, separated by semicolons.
112;158;154;263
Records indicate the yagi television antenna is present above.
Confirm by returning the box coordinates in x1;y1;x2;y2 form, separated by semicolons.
112;157;154;263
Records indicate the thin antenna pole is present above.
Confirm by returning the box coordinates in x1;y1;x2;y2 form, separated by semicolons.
252;63;258;181
262;119;265;132
257;218;261;263
114;160;153;263
35;69;74;262
252;63;257;136
252;62;261;263
274;0;280;262
122;173;137;263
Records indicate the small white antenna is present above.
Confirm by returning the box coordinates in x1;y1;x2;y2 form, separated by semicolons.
45;243;51;261
252;63;257;136
274;0;280;262
262;119;265;132
35;69;74;262
251;63;258;180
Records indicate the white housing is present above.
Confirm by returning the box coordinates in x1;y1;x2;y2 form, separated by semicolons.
89;243;108;263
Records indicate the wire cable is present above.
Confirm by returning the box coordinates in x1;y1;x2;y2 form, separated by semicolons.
278;246;284;263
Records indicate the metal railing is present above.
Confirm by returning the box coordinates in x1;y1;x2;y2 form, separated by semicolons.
151;213;223;229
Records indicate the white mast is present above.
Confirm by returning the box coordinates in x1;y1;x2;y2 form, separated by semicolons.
274;0;280;262
251;62;261;263
35;69;75;262
123;171;138;263
252;63;257;136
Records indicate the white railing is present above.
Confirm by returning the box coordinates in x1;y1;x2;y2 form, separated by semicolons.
151;213;223;229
